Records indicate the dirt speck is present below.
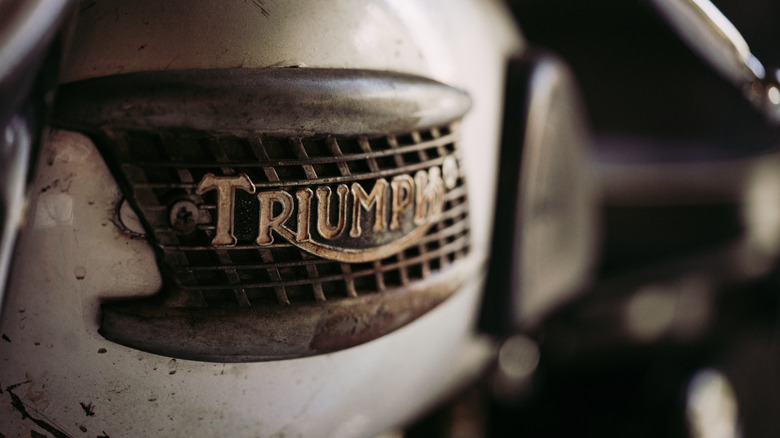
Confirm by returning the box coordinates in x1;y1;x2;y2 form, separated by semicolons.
2;334;9;342
98;348;107;354
74;266;86;280
79;401;95;417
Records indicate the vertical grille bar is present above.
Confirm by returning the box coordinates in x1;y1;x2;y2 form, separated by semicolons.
160;132;197;186
304;259;327;302
247;137;280;182
215;249;251;307
358;136;380;172
386;135;406;168
412;131;429;162
292;138;318;179
396;252;410;286
326;136;352;176
340;263;358;298
258;248;290;305
373;260;387;293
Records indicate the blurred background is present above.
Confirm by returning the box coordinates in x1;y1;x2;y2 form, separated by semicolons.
410;1;780;436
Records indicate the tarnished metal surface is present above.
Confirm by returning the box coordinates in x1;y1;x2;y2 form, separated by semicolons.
101;256;480;362
52;68;472;136
52;67;476;361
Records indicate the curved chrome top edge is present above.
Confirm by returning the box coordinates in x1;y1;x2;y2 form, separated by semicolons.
52;68;472;136
649;0;780;123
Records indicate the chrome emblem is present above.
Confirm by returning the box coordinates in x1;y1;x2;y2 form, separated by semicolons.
196;155;460;263
54;68;477;361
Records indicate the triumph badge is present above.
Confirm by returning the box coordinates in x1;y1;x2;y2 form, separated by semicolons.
56;68;478;361
195;156;461;263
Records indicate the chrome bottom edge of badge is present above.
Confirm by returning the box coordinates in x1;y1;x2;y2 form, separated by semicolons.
100;254;482;362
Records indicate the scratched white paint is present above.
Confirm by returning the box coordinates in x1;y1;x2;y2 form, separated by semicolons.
52;137;92;163
33;193;74;228
0;1;521;436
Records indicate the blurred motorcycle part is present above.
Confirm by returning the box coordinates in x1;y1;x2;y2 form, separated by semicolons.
649;0;780;123
0;0;74;308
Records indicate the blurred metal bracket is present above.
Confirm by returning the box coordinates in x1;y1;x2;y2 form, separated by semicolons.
648;0;780;123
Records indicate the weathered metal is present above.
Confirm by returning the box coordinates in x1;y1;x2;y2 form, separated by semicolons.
52;67;478;361
52;68;472;136
100;256;481;362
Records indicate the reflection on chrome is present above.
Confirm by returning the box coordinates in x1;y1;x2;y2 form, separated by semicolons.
686;369;742;438
649;0;780;123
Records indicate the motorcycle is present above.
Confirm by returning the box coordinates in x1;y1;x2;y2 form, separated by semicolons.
1;0;777;436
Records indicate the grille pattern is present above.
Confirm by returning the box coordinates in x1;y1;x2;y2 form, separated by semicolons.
105;125;471;307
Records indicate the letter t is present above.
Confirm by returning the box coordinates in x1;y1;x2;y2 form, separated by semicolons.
195;173;256;246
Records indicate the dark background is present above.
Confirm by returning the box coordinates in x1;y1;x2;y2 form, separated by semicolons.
411;1;780;437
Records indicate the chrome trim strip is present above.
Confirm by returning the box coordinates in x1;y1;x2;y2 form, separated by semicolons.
52;68;472;136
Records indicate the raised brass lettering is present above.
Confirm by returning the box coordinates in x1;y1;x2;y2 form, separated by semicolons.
195;173;255;246
442;155;459;190
256;191;294;245
316;185;349;240
195;164;453;261
296;189;313;242
390;175;414;230
350;179;388;238
414;167;445;226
